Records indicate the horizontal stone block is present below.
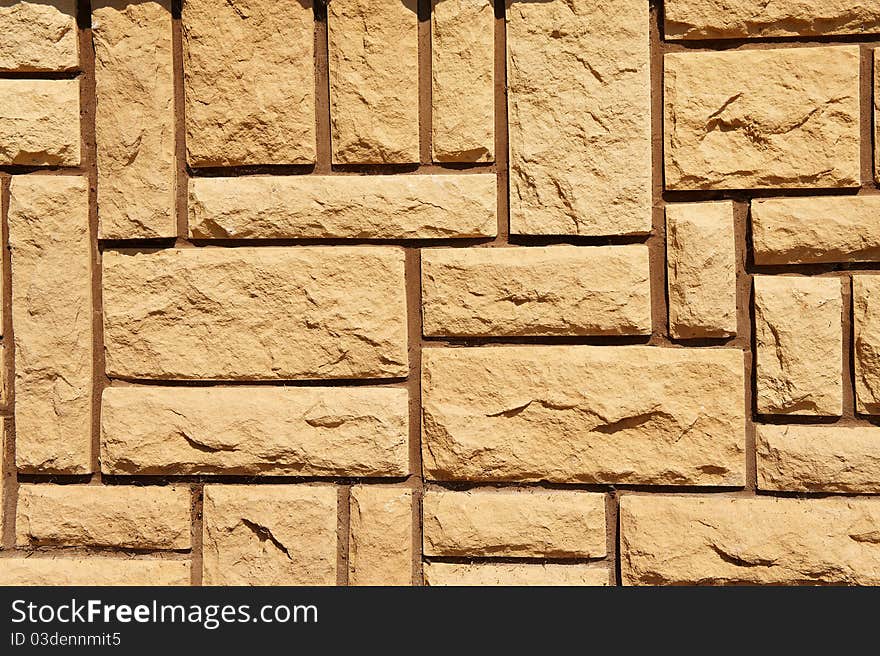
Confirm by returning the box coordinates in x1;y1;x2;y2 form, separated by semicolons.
0;558;190;586
0;79;80;165
0;0;78;71
424;562;609;586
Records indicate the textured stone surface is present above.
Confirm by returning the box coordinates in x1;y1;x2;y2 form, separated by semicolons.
349;486;412;586
202;485;337;586
757;424;880;493
666;0;880;39
188;174;496;240
876;50;880;183
16;484;191;549
0;79;79;165
94;0;175;239
665;47;860;190
424;562;609;586
101;386;408;477
0;558;190;586
507;0;650;236
753;196;880;265
754;275;842;416
422;346;745;485
182;0;314;166
621;495;880;585
423;488;606;558
666;201;737;339
432;0;494;162
329;0;419;164
10;176;91;473
0;0;77;71
421;245;651;337
102;247;407;380
853;275;880;414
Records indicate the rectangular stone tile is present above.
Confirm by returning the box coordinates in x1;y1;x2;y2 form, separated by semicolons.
10;176;92;473
875;49;880;184
183;0;315;166
422;345;745;485
432;0;494;162
421;245;651;337
621;495;880;585
853;275;880;414
101;386;408;477
754;275;842;416
0;79;80;165
94;0;175;239
0;558;190;586
665;46;860;190
102;247;407;380
507;0;651;236
423;488;606;558
349;486;412;586
0;0;77;71
424;562;610;586
329;0;419;164
188;174;496;239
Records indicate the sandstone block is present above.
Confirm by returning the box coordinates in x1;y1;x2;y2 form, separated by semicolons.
102;247;407;380
0;0;77;71
349;486;412;586
0;558;190;586
876;49;880;183
507;0;651;235
10;176;92;473
853;275;880;414
621;495;880;585
188;174;496;240
424;562;609;586
754;275;842;416
0;79;80;165
202;485;337;586
665;47;860;190
422;346;745;485
421;245;651;337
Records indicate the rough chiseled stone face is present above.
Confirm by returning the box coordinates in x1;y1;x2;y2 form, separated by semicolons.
0;559;190;586
349;486;412;586
424;562;609;587
853;275;880;414
665;46;860;190
0;79;80;165
0;0;78;71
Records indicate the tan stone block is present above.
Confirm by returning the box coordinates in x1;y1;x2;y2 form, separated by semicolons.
188;174;496;239
94;0;175;239
101;386;408;477
202;485;337;586
666;201;737;339
421;245;651;337
621;495;880;585
754;275;842;416
329;0;419;164
0;0;77;71
853;275;880;414
432;0;494;162
507;0;650;236
665;47;860;190
182;0;314;166
0;79;79;165
757;424;880;493
10;176;91;473
752;196;880;265
16;484;191;549
0;558;190;586
423;488;606;558
349;486;412;586
424;562;609;586
422;346;745;485
102;247;407;380
876;49;880;182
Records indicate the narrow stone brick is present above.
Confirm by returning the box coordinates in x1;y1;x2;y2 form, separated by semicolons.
665;47;860;190
431;0;494;162
757;424;880;493
188;174;496;240
102;247;407;380
94;0;175;239
349;486;412;586
0;0;77;71
202;485;337;586
621;495;880;585
666;201;737;339
754;275;842;416
16;484;191;550
507;0;651;236
423;488;606;558
101;386;408;477
424;562;609;586
329;0;419;164
421;245;651;337
752;196;880;265
10;176;92;473
422;346;745;485
853;275;880;414
0;79;79;165
875;50;880;184
182;0;315;166
0;558;190;586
